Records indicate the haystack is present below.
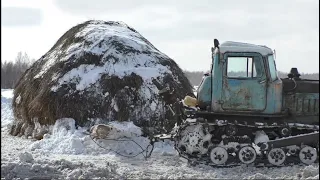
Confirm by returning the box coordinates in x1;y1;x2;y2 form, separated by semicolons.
11;20;193;139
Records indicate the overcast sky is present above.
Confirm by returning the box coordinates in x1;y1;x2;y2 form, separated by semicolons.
1;0;319;73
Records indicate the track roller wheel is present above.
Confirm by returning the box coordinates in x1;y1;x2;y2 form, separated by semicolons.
299;146;317;165
210;146;228;165
287;145;299;156
238;146;257;164
267;148;286;166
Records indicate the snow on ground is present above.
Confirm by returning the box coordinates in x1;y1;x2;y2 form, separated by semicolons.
1;89;319;179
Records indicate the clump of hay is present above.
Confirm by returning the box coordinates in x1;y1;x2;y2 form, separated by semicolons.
11;20;193;139
90;124;114;140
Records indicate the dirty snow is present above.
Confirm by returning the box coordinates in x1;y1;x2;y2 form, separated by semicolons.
1;89;319;179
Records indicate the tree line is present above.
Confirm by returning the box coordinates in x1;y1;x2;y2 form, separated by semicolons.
1;52;34;89
184;70;319;86
1;52;319;88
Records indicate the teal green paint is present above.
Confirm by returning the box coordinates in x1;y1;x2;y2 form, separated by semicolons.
196;48;317;117
220;52;267;112
264;79;283;114
211;50;223;112
197;75;212;108
221;79;267;111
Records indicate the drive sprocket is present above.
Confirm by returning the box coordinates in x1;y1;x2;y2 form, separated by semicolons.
176;123;212;155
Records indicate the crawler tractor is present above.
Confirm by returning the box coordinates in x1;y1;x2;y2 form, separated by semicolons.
152;39;319;167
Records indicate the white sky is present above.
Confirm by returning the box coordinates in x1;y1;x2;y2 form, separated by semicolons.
1;0;319;73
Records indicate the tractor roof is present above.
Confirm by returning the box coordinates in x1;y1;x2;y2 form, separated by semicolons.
219;41;273;56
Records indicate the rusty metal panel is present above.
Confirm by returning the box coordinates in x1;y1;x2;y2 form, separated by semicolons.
264;79;283;114
284;93;319;115
211;52;224;112
197;75;212;109
220;52;267;112
221;78;266;111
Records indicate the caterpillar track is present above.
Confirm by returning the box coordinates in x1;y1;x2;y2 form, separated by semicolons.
151;84;319;167
154;119;318;167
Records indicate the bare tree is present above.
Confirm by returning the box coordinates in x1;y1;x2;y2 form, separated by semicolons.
1;52;34;89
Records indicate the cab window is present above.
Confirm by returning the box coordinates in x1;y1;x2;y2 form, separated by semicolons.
267;55;278;81
227;57;257;78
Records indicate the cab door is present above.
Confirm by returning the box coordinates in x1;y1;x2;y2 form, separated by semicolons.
221;52;267;112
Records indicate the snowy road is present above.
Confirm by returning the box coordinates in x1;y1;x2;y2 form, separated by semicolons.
1;89;319;179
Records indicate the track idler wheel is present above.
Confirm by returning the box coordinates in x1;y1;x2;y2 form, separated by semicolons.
267;148;286;166
299;146;317;165
210;146;228;165
238;146;257;164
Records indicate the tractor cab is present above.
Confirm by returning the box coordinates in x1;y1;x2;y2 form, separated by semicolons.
197;40;283;114
157;39;319;167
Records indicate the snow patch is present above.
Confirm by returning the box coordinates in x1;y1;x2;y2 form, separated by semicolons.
51;58;171;92
219;41;273;56
111;98;119;112
153;139;176;156
150;101;157;111
1;89;14;99
186;118;197;123
254;130;269;144
302;166;319;179
34;45;64;78
30;118;86;155
247;173;270;179
1;89;14;129
19;152;34;163
15;94;21;104
253;131;270;154
29;118;148;157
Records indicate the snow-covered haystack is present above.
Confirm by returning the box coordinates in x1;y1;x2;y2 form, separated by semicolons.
11;20;193;139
